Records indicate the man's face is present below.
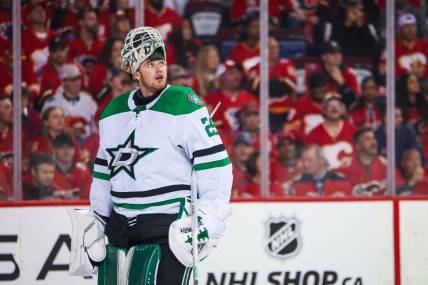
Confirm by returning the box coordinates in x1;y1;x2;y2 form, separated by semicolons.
323;99;345;121
62;77;82;97
110;41;124;68
240;111;260;132
0;98;13;125
50;47;68;65
29;5;46;25
81;11;98;33
278;139;297;161
311;85;327;103
135;59;167;93
302;148;325;176
321;51;343;67
401;150;421;175
246;19;260;41
111;73;133;94
395;108;404;129
400;24;417;42
32;163;55;187
268;38;279;62
220;68;242;91
55;145;75;164
362;79;379;102
114;18;131;40
407;74;421;94
356;131;378;156
45;108;65;132
233;142;253;163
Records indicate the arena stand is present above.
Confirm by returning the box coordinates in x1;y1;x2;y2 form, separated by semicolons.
0;0;428;284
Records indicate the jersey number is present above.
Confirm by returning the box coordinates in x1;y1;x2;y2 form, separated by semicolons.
201;117;218;137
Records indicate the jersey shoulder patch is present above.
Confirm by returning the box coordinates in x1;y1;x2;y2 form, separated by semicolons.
150;85;204;115
100;91;132;120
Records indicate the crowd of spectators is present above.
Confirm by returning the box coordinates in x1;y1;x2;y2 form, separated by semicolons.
0;0;428;201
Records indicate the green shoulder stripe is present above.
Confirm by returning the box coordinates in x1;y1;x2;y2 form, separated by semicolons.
100;92;131;120
150;85;204;116
93;171;110;180
194;157;231;171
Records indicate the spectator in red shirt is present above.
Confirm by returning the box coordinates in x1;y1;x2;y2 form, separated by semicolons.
396;148;428;195
248;36;297;94
67;7;104;64
95;68;134;122
194;45;220;98
205;60;257;131
247;36;297;132
291;144;352;197
395;13;428;78
350;76;384;130
39;36;69;101
305;93;357;169
338;128;386;196
271;131;303;188
87;37;124;96
228;12;260;69
145;0;182;41
31;106;81;161
22;3;57;73
230;132;254;197
285;73;328;137
52;133;92;199
396;73;428;125
305;41;358;104
241;152;284;197
23;153;57;200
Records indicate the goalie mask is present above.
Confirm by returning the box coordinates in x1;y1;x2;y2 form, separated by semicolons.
120;26;166;75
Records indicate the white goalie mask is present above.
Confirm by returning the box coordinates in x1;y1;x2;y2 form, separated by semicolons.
120;26;166;75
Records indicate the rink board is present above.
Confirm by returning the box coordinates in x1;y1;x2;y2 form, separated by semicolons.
0;199;426;285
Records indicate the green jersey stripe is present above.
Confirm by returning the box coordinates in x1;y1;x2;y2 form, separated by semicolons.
193;157;231;171
93;171;110;180
114;197;184;210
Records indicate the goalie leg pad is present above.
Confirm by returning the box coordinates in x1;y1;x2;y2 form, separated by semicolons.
97;245;127;285
98;244;161;285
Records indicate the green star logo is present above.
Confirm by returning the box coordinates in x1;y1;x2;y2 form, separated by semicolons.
106;130;157;179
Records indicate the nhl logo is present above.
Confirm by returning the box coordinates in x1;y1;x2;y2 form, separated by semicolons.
264;216;302;260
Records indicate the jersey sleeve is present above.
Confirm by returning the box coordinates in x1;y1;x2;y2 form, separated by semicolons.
89;145;113;217
183;106;233;218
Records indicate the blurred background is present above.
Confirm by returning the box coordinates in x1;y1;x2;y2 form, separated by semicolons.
0;0;427;201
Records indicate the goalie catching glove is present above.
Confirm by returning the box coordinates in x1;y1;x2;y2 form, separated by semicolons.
67;209;107;276
169;198;231;267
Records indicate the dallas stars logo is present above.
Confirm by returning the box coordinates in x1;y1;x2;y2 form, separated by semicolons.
106;130;157;179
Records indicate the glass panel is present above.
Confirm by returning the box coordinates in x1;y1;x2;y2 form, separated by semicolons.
5;1;428;201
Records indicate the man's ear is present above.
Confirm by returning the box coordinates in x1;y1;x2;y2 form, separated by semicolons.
134;70;141;81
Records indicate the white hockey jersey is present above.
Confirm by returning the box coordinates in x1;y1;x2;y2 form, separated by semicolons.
90;85;233;218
